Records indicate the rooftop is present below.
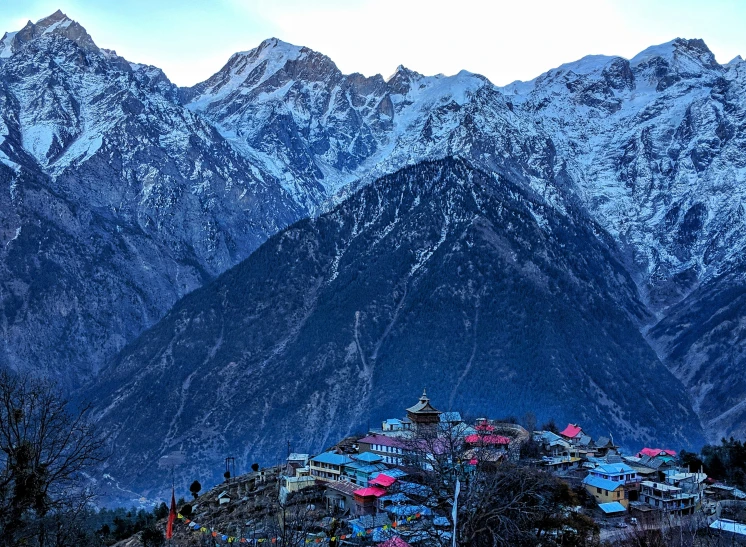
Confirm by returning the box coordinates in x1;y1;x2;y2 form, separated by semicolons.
354;487;387;498
560;424;583;438
386;504;433;517
405;389;441;415
598;502;627;514
370;474;397;487
583;474;624;491
464;434;510;445
357;434;405;448
378;538;412;547
664;470;707;482
374;468;408;479
594;463;636;475
398;481;433;497
311;451;353;466
324;480;359;496
354;451;384;463
350;513;391;530
638;448;677;458
577;435;593;446
641;481;682;492
379;492;411;503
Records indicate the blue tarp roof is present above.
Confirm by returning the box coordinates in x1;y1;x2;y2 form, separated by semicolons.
386;504;433;517
311;452;352;466
583;474;624;491
355;452;383;463
598;502;627;514
379;493;411;503
595;463;635;475
374;468;408;479
398;481;433;497
433;516;450;527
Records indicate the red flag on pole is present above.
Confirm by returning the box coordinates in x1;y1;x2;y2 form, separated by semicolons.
166;487;176;539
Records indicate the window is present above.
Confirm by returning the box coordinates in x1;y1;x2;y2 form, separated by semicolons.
596;487;601;494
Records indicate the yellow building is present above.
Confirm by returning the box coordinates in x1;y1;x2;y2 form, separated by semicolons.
583;474;626;506
582;463;640;509
309;452;353;482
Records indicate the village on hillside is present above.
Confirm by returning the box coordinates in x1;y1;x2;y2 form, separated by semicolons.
161;391;746;546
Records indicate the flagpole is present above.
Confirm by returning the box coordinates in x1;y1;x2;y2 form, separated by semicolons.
170;467;173;547
452;478;460;547
167;467;176;546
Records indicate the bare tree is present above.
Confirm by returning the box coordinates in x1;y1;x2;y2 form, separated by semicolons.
0;370;107;546
399;421;600;547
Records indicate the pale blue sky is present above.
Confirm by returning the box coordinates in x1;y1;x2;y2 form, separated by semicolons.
2;0;745;87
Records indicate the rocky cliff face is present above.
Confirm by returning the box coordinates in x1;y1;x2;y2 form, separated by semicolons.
86;159;703;497
180;38;563;213
2;10;745;495
503;38;746;441
0;12;302;386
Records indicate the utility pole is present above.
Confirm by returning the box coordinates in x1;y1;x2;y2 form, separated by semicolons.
225;456;236;481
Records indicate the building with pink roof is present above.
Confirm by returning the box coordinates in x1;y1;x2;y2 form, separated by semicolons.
560;423;583;439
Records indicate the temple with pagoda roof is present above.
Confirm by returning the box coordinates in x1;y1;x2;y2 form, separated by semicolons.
405;389;442;432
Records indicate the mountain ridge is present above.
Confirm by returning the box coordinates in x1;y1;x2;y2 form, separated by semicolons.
84;157;704;497
0;11;744;495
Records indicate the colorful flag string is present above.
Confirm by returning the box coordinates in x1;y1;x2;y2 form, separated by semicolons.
177;511;423;544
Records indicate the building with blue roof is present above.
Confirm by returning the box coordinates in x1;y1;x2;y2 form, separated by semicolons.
354;452;383;463
598;502;627;516
342;459;388;486
594;462;637;478
309;452;353;482
583;474;628;508
583;460;640;510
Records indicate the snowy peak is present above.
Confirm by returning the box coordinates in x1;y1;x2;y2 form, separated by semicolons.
630;38;720;90
505;38;720;100
0;32;17;59
631;38;718;69
0;9;97;58
34;9;72;32
183;37;340;106
386;64;423;93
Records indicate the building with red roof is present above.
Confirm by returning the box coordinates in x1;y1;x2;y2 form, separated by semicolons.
638;448;677;458
464;434;511;446
369;474;397;488
560;423;583;439
353;487;387;516
357;434;407;465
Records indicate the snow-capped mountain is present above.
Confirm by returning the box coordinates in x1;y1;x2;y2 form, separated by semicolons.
179;35;746;442
0;12;302;385
502;38;746;441
2;10;745;486
85;159;703;497
180;38;561;214
503;38;746;302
